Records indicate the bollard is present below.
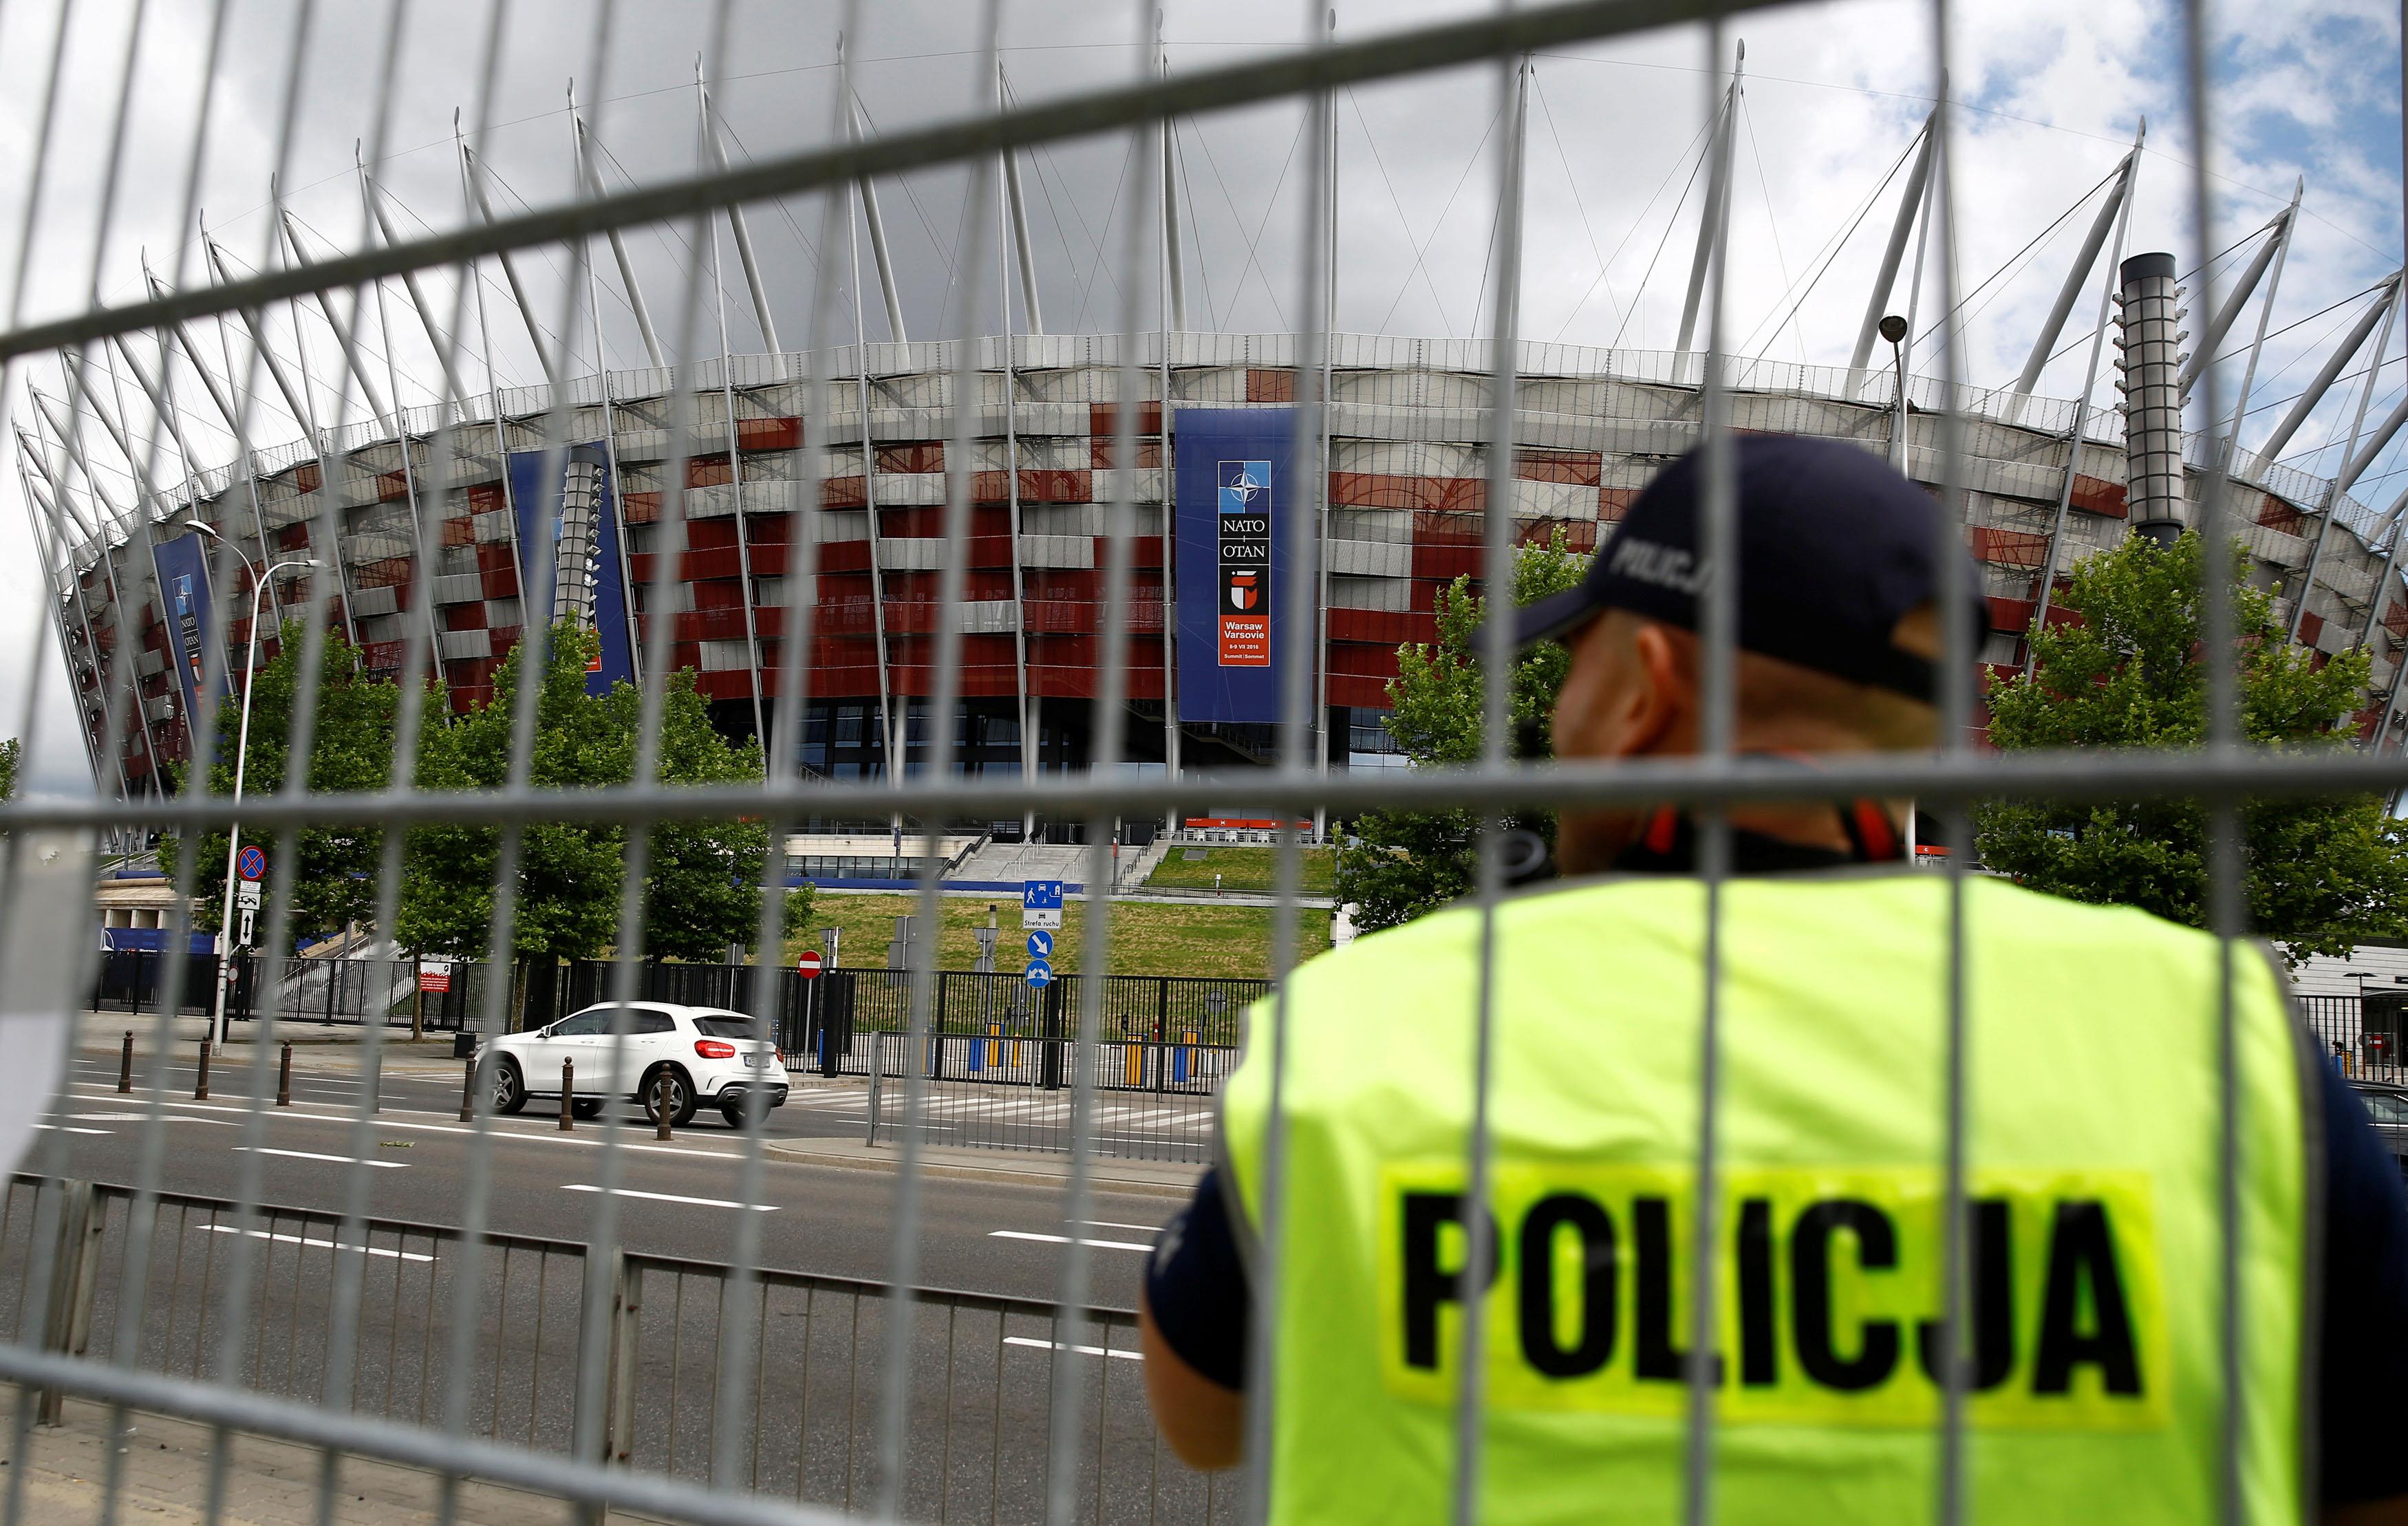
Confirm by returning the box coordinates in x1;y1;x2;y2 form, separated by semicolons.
559;1059;574;1130
654;1082;672;1142
459;1058;477;1123
117;1032;131;1094
276;1042;292;1107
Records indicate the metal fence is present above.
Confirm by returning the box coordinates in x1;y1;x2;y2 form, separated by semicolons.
2297;994;2408;1085
0;1177;1210;1525
866;1034;1235;1163
0;1;2389;1525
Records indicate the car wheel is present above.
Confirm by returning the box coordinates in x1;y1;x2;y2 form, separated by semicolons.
572;1097;603;1119
644;1066;698;1128
491;1057;527;1115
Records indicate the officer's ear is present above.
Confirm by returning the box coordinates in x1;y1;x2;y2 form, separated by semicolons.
1623;619;1695;757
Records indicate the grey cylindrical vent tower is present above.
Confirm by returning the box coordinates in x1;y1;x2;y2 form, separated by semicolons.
2115;251;2189;546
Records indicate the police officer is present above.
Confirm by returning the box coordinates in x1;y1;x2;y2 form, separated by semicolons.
1139;436;2408;1523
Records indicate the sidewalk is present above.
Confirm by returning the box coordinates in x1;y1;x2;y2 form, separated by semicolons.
0;1394;677;1526
76;1011;473;1078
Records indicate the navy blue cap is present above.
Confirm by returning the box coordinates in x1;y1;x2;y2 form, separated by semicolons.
1508;434;1984;703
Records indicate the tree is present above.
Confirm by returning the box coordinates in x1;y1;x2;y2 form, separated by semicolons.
397;626;768;963
158;623;402;941
0;737;19;802
1977;530;2408;963
1334;533;1589;932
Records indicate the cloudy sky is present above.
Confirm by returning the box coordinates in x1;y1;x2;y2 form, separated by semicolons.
0;0;2398;793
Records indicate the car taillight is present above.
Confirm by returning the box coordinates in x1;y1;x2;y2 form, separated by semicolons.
694;1039;738;1060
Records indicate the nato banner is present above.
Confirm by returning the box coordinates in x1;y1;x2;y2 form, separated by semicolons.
149;533;228;728
509;442;634;696
1174;407;1297;724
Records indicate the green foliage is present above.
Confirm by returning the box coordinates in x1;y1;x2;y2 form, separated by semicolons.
158;623;400;941
396;626;768;963
1334;533;1590;933
0;737;19;802
1977;530;2408;963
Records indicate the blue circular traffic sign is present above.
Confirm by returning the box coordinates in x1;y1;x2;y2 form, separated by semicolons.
1026;929;1053;959
237;846;266;881
1024;958;1053;989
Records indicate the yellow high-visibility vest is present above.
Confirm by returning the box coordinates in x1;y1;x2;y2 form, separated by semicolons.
1221;871;2314;1526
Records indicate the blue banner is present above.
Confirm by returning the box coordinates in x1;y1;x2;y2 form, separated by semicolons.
1174;407;1298;724
148;533;226;730
508;443;634;696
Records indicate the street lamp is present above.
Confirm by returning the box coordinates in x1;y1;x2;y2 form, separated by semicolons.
183;519;319;1045
1878;313;1911;469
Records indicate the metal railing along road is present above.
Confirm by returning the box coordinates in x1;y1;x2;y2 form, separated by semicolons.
0;1178;1208;1525
0;1;2389;1525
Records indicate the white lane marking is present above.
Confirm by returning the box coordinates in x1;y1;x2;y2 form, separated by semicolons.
32;1124;109;1136
1075;1220;1160;1232
204;1225;433;1262
988;1230;1152;1253
235;1146;407;1170
562;1185;777;1211
1003;1336;1141;1361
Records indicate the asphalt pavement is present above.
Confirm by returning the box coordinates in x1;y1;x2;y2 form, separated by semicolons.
43;1028;1203;1311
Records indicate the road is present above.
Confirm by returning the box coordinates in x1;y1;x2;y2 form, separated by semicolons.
17;1038;1219;1523
38;1044;1196;1309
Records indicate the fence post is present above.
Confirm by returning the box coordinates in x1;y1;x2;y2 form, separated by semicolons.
594;1252;642;1465
865;1033;885;1146
1040;980;1065;1090
37;1180;102;1426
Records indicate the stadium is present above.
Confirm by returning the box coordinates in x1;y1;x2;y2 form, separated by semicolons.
25;67;2408;836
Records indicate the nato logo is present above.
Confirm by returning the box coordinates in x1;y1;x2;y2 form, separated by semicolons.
1217;460;1271;515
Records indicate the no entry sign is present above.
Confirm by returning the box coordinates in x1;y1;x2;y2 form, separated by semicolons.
797;950;824;980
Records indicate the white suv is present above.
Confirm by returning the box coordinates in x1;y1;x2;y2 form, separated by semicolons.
483;1002;788;1128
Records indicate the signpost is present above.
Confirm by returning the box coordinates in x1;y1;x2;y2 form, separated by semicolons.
232;845;266;958
1021;880;1064;930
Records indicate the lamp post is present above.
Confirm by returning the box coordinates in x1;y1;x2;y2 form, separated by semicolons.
184;519;318;1045
1879;313;1911;469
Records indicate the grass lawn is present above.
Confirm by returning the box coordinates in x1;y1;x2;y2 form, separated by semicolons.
785;892;1331;979
1144;845;1335;896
